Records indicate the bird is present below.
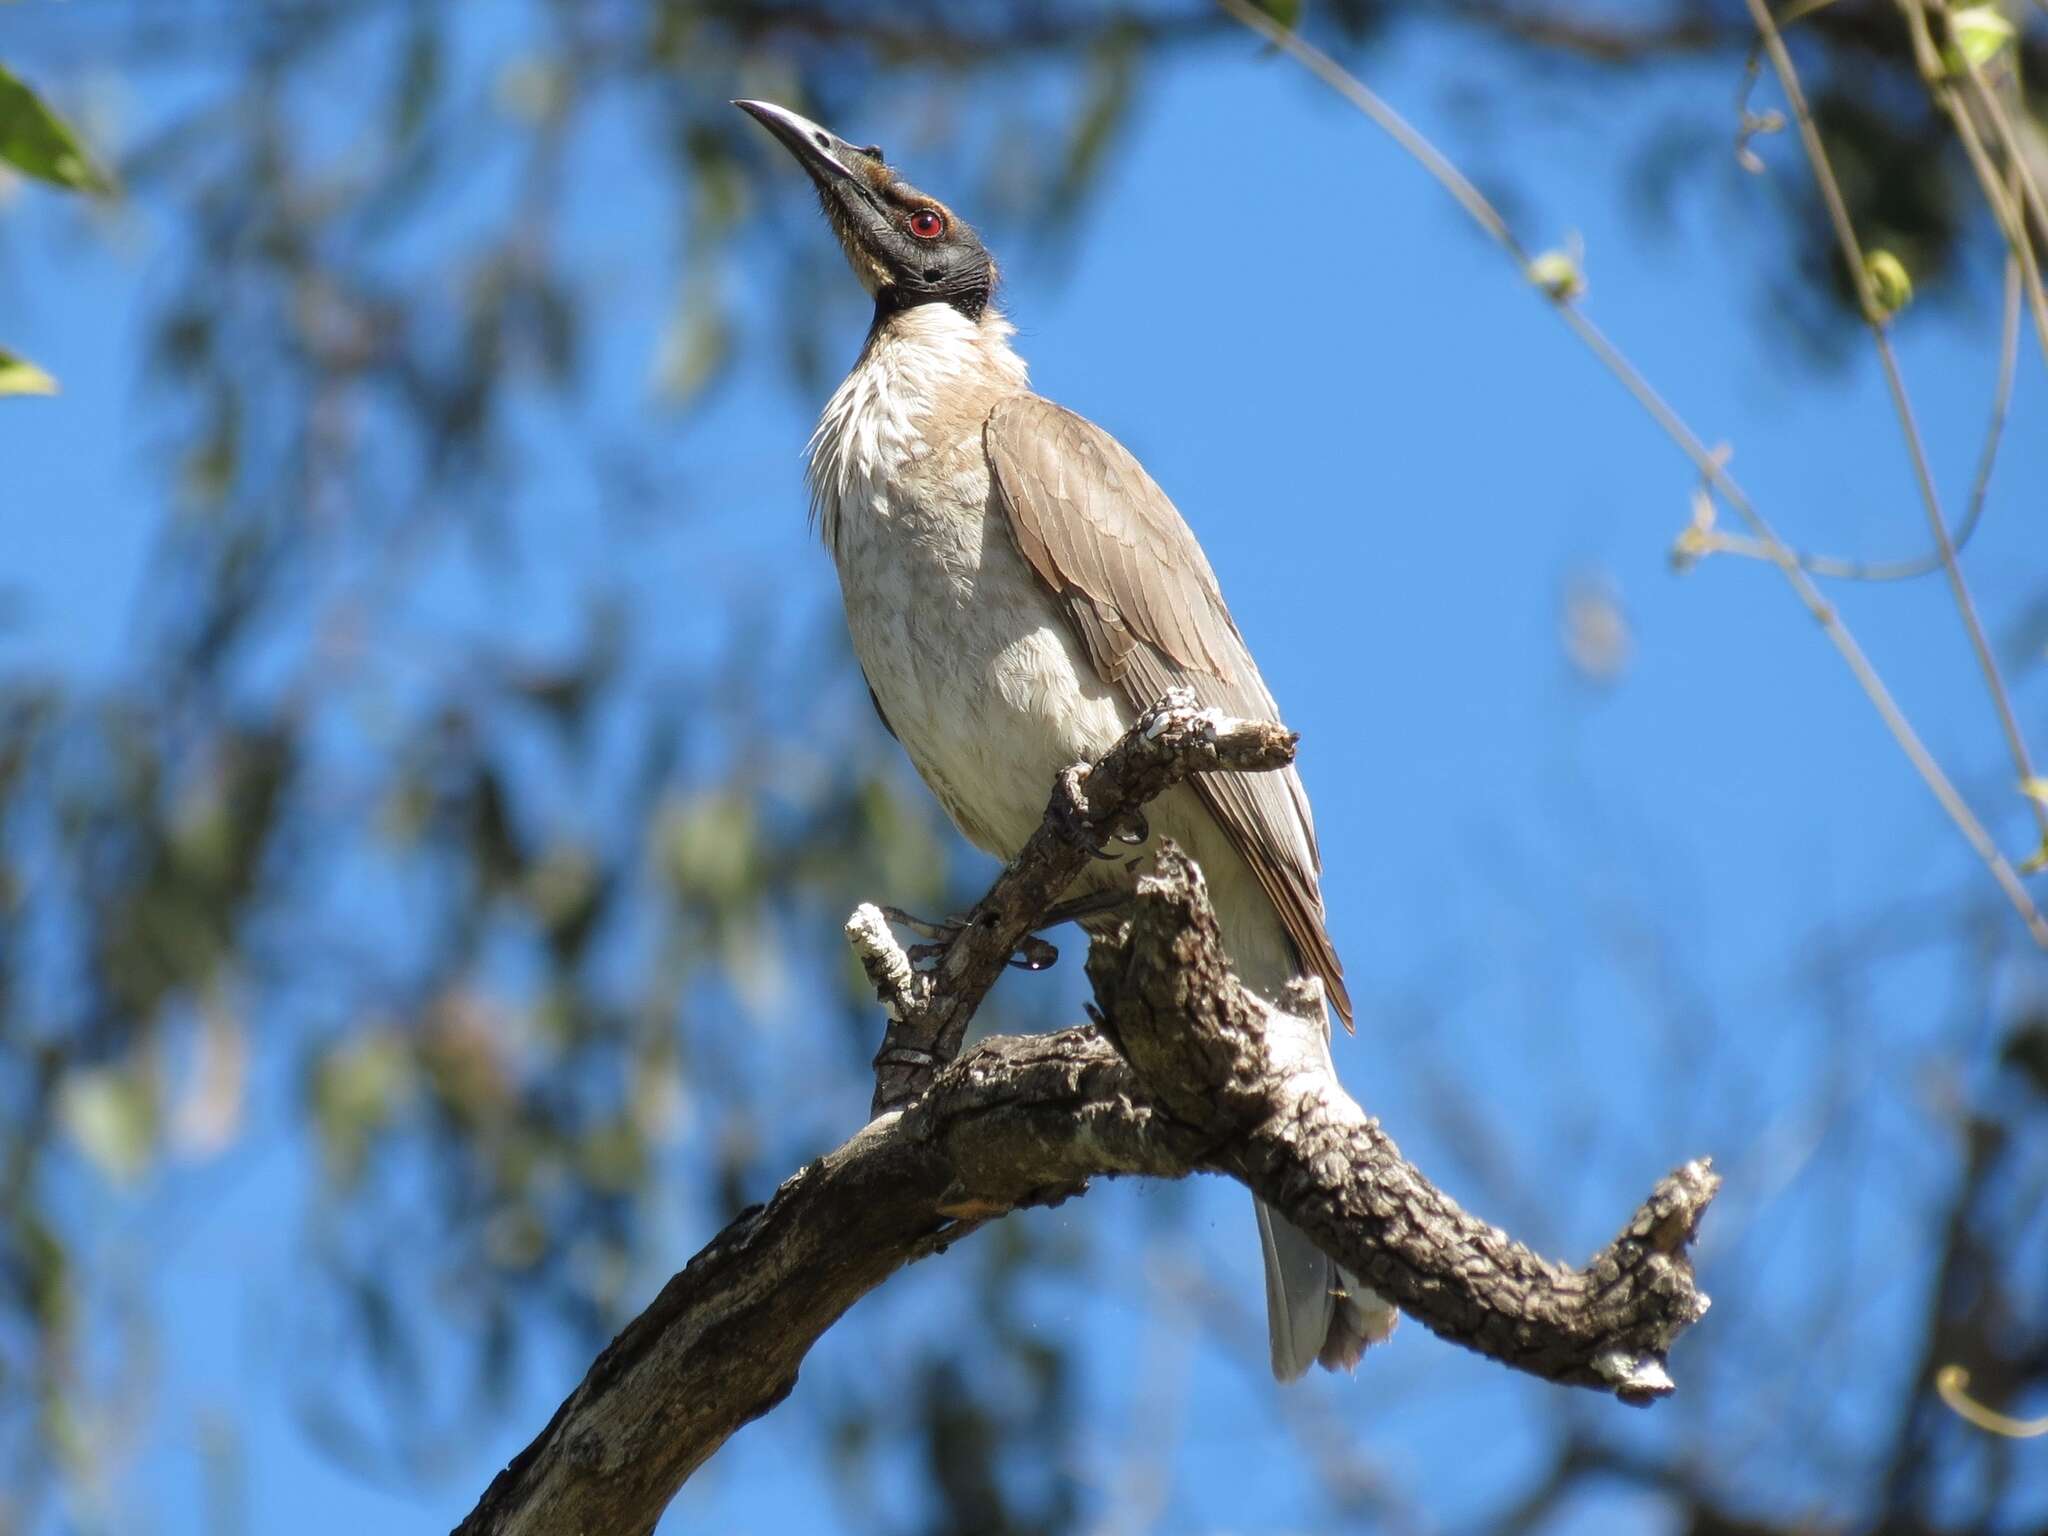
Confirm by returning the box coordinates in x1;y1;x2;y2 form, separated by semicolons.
736;97;1396;1380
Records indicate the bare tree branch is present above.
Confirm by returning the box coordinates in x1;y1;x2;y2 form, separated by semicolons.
1089;846;1715;1398
453;699;1717;1536
866;687;1297;1115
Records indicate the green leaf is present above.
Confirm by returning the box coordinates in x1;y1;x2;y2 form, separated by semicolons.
0;65;113;194
1529;249;1586;302
2021;777;2048;806
0;347;57;396
1952;6;2017;70
1252;0;1304;31
1864;250;1914;318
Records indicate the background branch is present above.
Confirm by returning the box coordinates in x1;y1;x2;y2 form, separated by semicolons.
1220;0;2048;949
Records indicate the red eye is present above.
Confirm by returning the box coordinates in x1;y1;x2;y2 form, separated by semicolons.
908;208;944;240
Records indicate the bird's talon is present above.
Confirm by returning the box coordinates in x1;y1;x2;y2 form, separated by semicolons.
884;906;1059;972
1008;936;1059;971
880;905;965;944
883;906;979;969
1050;774;1100;853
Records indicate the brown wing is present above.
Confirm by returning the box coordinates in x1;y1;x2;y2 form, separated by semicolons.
985;394;1351;1026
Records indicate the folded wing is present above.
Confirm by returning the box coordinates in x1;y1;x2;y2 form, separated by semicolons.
985;394;1350;1026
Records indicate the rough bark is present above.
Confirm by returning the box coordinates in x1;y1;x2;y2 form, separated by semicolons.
451;1027;1193;1536
1088;844;1713;1399
454;695;1717;1536
863;687;1298;1116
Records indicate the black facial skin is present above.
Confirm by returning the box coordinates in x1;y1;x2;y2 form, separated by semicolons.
856;187;995;321
734;99;996;322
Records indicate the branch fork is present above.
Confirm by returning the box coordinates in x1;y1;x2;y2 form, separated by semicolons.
865;687;1297;1116
455;695;1716;1536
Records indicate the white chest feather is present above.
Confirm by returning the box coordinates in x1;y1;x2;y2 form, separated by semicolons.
806;306;1129;857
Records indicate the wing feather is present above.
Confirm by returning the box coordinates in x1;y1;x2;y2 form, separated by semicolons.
985;395;1351;1025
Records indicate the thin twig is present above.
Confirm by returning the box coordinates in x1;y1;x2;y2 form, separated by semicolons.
1938;1;2048;278
1895;0;2048;367
1218;0;2048;948
1749;0;2048;856
1713;26;2018;585
1779;0;1849;25
1936;1364;2048;1438
1685;253;2019;582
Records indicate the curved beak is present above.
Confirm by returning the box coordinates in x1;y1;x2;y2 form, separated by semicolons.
735;98;907;293
733;99;867;188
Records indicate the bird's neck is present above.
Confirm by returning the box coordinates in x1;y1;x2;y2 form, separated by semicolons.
861;301;1026;387
806;304;1029;542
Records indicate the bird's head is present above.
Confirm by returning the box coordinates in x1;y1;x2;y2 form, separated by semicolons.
735;99;996;321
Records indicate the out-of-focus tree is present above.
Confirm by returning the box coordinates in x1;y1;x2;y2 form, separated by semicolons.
1;3;2045;1534
0;60;110;391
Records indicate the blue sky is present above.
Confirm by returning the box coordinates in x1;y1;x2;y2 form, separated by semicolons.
4;9;2046;1534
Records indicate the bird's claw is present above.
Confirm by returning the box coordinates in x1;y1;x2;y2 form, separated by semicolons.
879;906;961;943
1009;935;1059;972
1050;767;1102;854
1089;806;1148;859
1051;773;1149;861
882;907;1059;973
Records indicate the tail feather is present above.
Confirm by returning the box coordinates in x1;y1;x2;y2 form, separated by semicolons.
1139;830;1399;1378
1320;1259;1399;1373
1255;1198;1399;1380
1255;1197;1335;1381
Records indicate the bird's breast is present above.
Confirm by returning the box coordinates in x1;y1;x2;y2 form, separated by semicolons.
814;397;1128;861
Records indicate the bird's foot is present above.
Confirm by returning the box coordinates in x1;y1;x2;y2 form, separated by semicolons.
1039;889;1133;929
879;907;1060;972
1051;765;1151;860
1101;807;1149;856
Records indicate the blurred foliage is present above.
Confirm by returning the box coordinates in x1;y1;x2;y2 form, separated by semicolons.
0;2;2044;1534
0;62;113;195
0;349;59;398
0;60;108;394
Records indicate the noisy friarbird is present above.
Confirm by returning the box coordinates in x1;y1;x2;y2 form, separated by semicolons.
736;98;1393;1379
